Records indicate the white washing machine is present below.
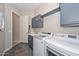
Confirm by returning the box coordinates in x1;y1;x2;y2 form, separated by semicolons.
33;32;53;56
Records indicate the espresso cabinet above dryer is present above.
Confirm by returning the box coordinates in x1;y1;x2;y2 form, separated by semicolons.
60;3;79;27
32;14;43;28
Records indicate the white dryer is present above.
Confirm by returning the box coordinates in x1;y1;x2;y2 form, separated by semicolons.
44;33;79;56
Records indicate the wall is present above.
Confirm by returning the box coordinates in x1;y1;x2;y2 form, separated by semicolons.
0;4;5;55
32;3;79;34
20;16;28;43
4;4;22;51
4;4;33;51
28;11;35;33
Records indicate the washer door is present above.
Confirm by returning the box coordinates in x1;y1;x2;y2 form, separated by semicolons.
46;46;64;56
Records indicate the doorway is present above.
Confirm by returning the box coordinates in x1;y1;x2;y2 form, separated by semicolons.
12;12;20;47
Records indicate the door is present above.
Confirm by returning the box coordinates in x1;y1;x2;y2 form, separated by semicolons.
20;16;28;43
28;35;33;49
12;12;20;46
32;15;43;28
60;3;79;26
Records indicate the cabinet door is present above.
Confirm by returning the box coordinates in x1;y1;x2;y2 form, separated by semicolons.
60;3;79;26
28;35;33;44
37;17;43;28
32;18;37;28
32;15;43;28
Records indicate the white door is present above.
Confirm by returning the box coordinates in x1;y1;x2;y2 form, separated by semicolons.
20;16;28;43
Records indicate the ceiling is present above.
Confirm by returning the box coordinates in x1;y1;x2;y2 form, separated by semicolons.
11;3;41;15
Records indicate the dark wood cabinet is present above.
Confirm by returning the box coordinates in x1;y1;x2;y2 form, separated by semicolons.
32;14;43;28
28;35;33;50
60;3;79;27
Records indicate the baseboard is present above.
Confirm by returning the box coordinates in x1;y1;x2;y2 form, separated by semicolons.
3;41;27;53
13;41;28;43
13;41;21;43
4;47;12;53
2;41;28;56
19;41;28;43
2;46;12;56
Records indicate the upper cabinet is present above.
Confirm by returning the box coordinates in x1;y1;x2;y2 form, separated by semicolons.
32;14;43;28
60;3;79;27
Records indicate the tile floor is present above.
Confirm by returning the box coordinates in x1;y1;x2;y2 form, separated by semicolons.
4;42;33;56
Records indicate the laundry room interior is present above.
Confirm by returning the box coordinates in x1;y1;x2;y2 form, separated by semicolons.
0;2;79;56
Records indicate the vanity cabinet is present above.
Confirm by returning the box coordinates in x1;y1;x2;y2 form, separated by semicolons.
28;35;33;50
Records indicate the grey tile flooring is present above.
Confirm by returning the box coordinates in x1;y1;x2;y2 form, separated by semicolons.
4;42;33;56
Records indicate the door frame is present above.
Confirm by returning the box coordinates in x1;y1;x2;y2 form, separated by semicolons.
11;10;21;47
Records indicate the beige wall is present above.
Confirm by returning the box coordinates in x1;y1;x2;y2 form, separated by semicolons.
32;3;79;34
28;11;35;32
4;4;22;51
34;3;59;16
0;4;5;55
4;4;32;52
20;16;28;43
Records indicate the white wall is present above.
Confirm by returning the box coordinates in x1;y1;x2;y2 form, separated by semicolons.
32;3;79;34
20;16;28;43
34;3;59;16
4;4;22;51
4;4;33;52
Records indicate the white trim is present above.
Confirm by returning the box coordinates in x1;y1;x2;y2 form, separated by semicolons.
13;41;21;43
2;41;20;56
11;10;21;48
12;42;20;48
2;46;12;56
11;10;21;16
19;41;28;43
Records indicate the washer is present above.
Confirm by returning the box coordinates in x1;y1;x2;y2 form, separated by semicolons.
33;33;53;56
